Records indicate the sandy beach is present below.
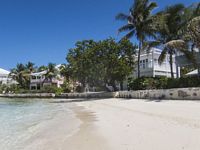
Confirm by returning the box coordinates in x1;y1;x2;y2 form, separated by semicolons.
66;99;200;150
24;98;200;150
4;98;200;150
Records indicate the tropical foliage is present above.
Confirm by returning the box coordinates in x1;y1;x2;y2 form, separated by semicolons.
117;1;200;78
9;63;35;89
128;76;200;90
116;0;165;78
67;38;137;91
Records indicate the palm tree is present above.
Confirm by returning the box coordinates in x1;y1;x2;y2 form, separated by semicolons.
25;62;36;87
151;4;192;78
26;61;35;73
180;3;200;51
59;64;72;82
38;65;48;72
44;63;58;83
184;3;200;49
184;15;200;75
9;63;27;88
155;4;199;78
116;0;163;78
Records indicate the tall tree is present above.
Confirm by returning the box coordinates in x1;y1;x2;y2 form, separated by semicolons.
66;40;97;89
151;4;191;78
38;65;48;72
66;38;136;91
116;0;162;78
9;64;27;88
26;62;35;73
44;63;58;83
183;3;200;49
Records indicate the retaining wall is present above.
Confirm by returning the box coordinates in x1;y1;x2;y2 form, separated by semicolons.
1;88;200;100
116;88;200;100
0;93;55;98
58;92;117;99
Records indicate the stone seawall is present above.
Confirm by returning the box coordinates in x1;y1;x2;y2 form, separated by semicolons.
0;93;56;98
116;88;200;100
58;92;117;99
1;88;200;100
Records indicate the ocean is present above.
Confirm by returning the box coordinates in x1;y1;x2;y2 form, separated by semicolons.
0;98;74;150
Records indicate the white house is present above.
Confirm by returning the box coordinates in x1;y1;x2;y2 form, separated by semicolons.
133;48;180;78
0;68;10;84
29;66;64;90
176;50;200;77
0;68;16;85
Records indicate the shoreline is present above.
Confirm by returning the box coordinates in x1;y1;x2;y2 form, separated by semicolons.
1;98;200;150
21;99;111;150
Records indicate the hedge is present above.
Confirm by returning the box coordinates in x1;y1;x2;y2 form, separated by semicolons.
128;76;200;90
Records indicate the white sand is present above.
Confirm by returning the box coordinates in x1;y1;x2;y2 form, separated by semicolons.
20;99;200;150
74;99;200;150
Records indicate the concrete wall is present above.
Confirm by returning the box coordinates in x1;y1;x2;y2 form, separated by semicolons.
116;88;200;100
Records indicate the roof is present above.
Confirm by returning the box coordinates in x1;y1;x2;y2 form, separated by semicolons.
186;69;198;76
0;68;10;75
31;64;62;76
31;70;47;76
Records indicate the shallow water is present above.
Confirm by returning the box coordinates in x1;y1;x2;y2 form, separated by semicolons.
0;98;72;150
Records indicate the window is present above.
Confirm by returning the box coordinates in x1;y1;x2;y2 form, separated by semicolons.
31;86;36;90
146;59;149;68
140;60;142;68
143;60;145;69
37;84;41;90
37;76;41;79
32;76;36;79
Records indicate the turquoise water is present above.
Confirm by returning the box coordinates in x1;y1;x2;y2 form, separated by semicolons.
0;98;70;150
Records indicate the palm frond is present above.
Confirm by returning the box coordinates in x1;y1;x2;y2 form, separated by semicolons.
165;40;187;50
116;13;129;21
158;47;168;65
180;48;197;66
194;2;200;16
122;31;135;40
147;2;157;11
143;40;162;53
118;24;134;33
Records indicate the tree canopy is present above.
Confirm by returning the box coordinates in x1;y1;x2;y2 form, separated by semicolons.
66;38;137;91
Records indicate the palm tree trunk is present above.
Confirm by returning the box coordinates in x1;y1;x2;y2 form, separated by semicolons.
169;53;174;78
137;41;142;78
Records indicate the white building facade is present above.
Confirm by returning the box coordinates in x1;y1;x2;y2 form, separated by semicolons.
30;70;64;90
133;48;180;78
0;68;16;85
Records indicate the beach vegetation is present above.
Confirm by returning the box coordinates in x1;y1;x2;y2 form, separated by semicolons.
66;38;137;91
128;76;200;90
116;0;165;78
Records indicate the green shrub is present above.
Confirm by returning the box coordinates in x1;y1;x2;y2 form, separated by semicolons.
0;84;20;94
128;76;200;91
61;81;71;93
40;86;63;95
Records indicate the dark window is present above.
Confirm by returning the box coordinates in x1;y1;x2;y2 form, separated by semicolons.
31;86;36;90
32;76;36;79
37;84;41;90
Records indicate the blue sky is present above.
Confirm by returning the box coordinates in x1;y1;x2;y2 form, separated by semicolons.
0;0;199;70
